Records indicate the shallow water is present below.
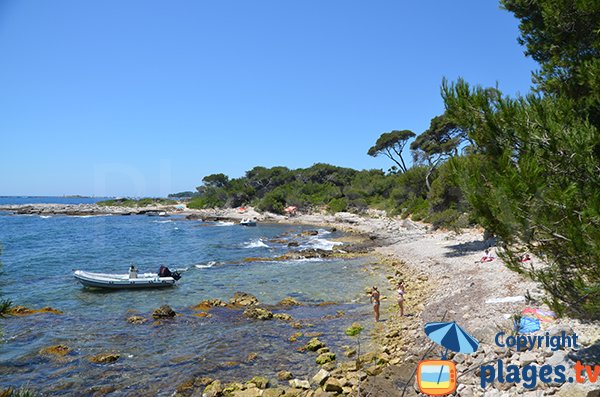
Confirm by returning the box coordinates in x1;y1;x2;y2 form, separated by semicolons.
0;213;385;395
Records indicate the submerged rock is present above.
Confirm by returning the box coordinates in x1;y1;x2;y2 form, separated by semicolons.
9;305;63;316
230;292;259;306
243;306;273;320
127;315;148;325
192;299;227;310
89;353;120;364
152;305;176;319
278;297;301;306
39;344;71;356
277;371;293;381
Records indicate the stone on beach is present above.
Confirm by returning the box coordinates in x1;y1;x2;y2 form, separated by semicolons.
288;379;311;389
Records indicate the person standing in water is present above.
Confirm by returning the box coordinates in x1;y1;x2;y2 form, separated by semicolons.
397;281;405;316
370;286;381;322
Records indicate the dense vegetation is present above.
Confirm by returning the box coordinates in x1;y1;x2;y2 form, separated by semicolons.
187;163;471;230
96;198;177;207
183;1;599;317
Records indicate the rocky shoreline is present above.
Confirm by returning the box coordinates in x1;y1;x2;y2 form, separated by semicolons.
2;205;599;396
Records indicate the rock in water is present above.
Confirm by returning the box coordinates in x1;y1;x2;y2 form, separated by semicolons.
89;353;120;364
277;371;293;381
316;352;336;365
273;313;293;321
152;305;176;319
304;338;325;352
278;297;301;306
243;306;273;320
127;315;148;324
39;344;71;356
230;292;259;306
247;376;269;389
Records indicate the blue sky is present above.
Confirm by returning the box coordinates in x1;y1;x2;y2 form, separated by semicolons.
0;1;537;196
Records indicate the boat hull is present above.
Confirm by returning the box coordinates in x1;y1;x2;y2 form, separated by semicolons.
74;270;177;289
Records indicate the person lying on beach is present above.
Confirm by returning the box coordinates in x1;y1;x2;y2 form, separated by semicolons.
370;286;380;322
480;248;495;262
397;282;405;316
519;254;531;262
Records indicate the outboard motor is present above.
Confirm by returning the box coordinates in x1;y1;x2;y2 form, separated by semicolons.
158;265;182;280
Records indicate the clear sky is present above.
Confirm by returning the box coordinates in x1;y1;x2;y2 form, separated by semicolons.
0;0;537;197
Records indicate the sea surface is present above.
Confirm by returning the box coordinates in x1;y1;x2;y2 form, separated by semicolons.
0;196;112;205
0;205;385;396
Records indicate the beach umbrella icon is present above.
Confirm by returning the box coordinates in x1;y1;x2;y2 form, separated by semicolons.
424;321;479;358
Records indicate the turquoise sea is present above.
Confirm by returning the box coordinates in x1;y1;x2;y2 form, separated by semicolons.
0;198;385;396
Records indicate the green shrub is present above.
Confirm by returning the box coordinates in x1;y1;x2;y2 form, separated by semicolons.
328;198;348;213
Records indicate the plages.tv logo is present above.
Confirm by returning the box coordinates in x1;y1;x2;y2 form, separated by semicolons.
417;321;479;396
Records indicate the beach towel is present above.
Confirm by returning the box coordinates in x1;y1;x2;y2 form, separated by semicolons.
522;307;556;323
518;317;541;334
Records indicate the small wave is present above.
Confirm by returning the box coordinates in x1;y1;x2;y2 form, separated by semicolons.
39;215;52;219
215;221;235;227
316;228;332;235
153;220;173;223
243;239;269;249
195;261;217;269
285;258;327;263
305;237;343;251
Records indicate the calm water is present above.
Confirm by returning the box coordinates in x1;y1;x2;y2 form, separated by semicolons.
0;196;112;205
0;211;384;396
